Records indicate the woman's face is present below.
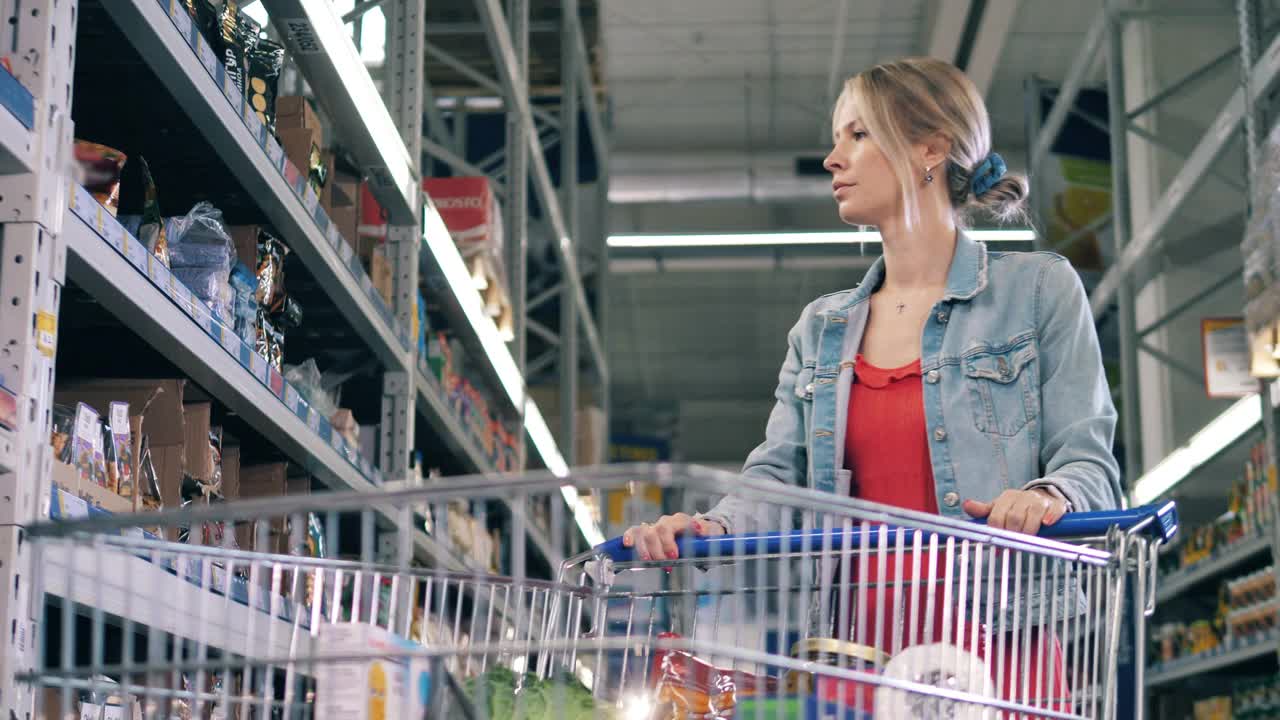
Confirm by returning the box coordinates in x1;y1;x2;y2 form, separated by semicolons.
824;103;903;227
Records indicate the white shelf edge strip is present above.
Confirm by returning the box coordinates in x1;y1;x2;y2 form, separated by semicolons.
1146;628;1279;687
1131;394;1261;505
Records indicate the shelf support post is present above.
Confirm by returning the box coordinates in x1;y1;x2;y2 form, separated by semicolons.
0;2;77;718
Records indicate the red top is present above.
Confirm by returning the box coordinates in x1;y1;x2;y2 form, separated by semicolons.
844;354;938;513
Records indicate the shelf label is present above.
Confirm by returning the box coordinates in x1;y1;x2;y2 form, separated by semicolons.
268;367;284;398
314;205;330;232
266;136;285;172
100;215;124;252
147;256;171;290
36;311;56;359
326;224;342;250
168;1;194;43
56;489;88;520
330;430;344;454
281;18;324;55
1202;318;1254;399
196;35;219;79
123;232;150;270
242;102;267;147
219;322;240;356
359;272;373;297
67;182;77;212
191;300;212;334
221;68;241;108
249;351;268;385
360;457;373;477
284;383;300;412
307;407;322;434
283;161;303;191
338;237;353;264
303;184;319;214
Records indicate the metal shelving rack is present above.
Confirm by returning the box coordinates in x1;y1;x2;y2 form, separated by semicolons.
0;0;610;716
1029;0;1280;702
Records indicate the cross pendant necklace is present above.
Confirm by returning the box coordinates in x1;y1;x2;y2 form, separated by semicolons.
896;302;906;314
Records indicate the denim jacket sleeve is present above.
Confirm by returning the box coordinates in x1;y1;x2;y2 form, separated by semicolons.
699;303;812;534
1022;257;1124;512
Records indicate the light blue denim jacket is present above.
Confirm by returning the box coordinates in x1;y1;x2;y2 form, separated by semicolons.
703;230;1123;534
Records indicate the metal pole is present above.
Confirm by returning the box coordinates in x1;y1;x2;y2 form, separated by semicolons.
561;0;581;472
1106;4;1143;485
505;0;531;468
597;107;612;467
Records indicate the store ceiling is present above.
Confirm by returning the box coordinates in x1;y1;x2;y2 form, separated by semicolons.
598;0;1107;460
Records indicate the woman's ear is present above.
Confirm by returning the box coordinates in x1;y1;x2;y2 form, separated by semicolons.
918;132;951;171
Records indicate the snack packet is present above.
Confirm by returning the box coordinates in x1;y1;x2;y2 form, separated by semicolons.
109;402;134;498
137;157;169;265
72;403;100;486
73;141;127;215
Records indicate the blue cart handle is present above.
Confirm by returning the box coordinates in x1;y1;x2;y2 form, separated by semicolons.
594;502;1177;563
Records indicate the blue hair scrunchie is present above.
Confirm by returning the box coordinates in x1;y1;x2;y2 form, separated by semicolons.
971;152;1007;196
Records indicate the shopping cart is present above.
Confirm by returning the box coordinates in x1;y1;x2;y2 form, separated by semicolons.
21;464;1174;720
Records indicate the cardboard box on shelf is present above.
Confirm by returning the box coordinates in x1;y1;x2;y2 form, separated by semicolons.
183;402;213;483
370;248;393;306
222;444;240;500
51;459;134;515
276;95;322;131
528;385;605;467
228;225;261;270
328;204;358;249
55;379;188;531
236;462;288;553
279;127;322;187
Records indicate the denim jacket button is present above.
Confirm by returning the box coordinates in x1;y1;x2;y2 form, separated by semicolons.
926;370;939;384
934;427;947;441
936;311;949;323
943;491;960;507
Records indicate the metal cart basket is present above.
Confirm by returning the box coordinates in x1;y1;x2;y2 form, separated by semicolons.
21;464;1175;720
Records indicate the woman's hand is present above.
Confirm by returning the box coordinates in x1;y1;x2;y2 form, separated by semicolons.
621;512;726;561
962;488;1068;536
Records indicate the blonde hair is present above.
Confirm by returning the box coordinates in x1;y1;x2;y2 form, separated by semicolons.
834;57;1029;229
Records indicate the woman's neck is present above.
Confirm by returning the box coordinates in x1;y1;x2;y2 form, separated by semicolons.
875;200;957;292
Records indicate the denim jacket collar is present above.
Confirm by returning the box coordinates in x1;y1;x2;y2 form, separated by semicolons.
843;229;989;307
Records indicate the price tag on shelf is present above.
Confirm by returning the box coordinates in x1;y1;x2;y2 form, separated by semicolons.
284;383;300;413
191;300;212;335
36;311;56;359
219;322;240;356
242;102;267;147
303;185;319;214
294;395;310;422
147;256;171;291
249;352;269;386
123;232;150;271
307;407;322;434
168;0;194;43
56;489;88;520
221;68;241;108
326;224;342;250
330;430;344;454
169;277;193;315
338;236;353;264
314;206;330;232
92;205;105;236
283;161;303;191
268;367;284;398
360;457;373;478
359;272;373;297
67;182;77;212
196;35;219;79
265;136;285;173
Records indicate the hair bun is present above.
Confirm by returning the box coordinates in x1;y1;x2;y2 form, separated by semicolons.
971;153;1007;196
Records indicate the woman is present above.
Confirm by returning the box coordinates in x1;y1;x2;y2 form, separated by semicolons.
623;57;1123;712
624;56;1121;557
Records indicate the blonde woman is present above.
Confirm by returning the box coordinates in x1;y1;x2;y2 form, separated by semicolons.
624;57;1122;708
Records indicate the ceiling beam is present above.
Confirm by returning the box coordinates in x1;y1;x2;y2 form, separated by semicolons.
965;0;1022;97
925;0;974;64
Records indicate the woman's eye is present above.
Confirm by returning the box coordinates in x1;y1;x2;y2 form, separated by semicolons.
853;131;868;141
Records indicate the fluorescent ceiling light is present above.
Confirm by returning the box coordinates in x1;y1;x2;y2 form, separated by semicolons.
299;0;409;201
524;401;606;547
423;207;525;408
607;229;1036;249
1130;394;1262;505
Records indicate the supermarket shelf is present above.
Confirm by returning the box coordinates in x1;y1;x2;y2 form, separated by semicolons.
263;0;416;223
415;367;491;475
1146;629;1280;687
100;0;408;369
0;66;34;175
64;205;379;495
42;543;310;661
1156;534;1273;603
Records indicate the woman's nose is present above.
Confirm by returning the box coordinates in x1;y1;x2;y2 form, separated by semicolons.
824;149;843;173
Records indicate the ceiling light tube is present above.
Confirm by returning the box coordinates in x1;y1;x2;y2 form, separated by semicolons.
1130;394;1262;505
607;229;1036;249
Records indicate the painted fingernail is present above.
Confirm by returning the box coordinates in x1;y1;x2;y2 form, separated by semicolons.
667;550;678;559
692;521;703;533
663;566;673;573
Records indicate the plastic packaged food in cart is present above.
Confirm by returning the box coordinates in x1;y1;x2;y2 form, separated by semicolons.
73;140;126;215
647;636;780;718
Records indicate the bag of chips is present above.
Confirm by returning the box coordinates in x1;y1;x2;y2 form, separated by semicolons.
73;141;127;215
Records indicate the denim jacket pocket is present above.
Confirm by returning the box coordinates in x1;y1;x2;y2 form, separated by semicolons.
963;340;1039;437
794;364;817;401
